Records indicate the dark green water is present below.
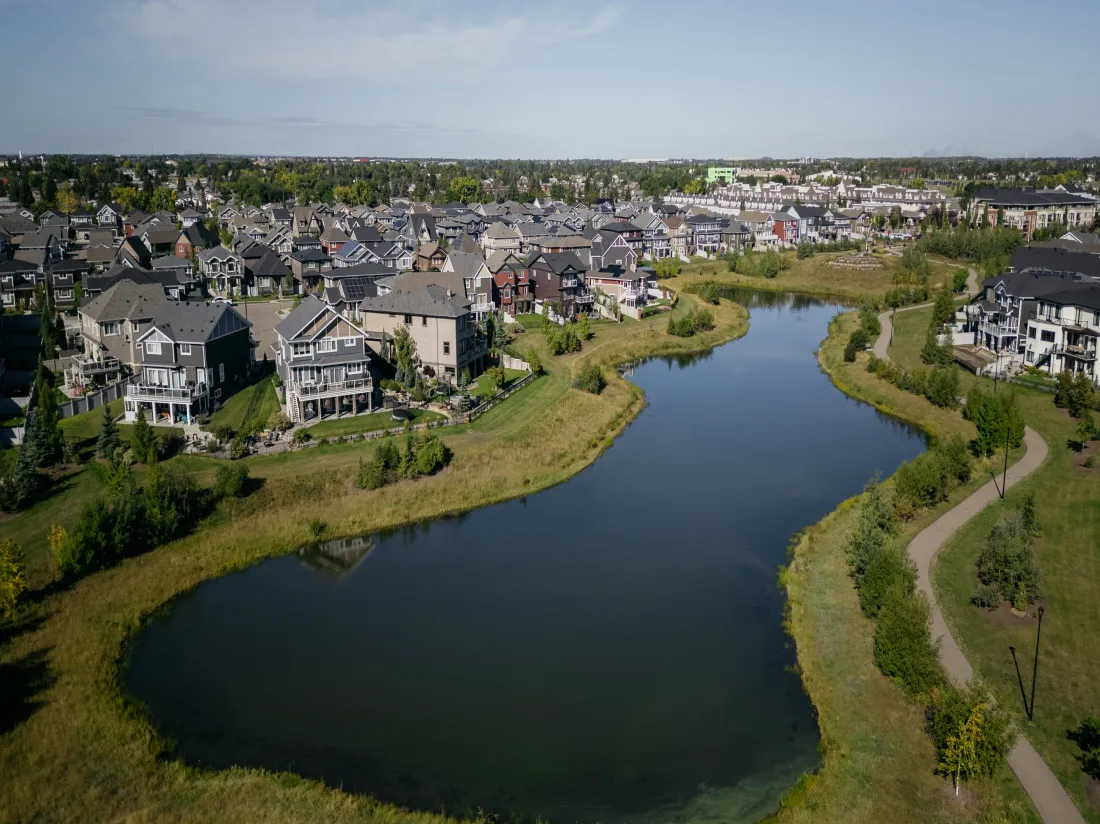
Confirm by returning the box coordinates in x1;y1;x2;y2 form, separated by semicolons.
126;292;925;823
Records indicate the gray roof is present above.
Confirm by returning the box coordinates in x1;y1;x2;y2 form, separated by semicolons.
445;249;486;281
151;254;193;270
81;280;168;322
360;283;471;318
275;295;331;341
147;300;250;343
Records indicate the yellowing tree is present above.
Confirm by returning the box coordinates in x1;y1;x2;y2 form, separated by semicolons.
940;702;985;796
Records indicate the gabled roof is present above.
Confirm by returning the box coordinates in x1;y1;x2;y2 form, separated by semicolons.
143;300;251;344
150;254;194;271
360;283;471;318
485;221;520;240
250;249;290;278
445;249;487;281
526;251;585;275
275;295;333;340
81;279;168;322
291;247;331;263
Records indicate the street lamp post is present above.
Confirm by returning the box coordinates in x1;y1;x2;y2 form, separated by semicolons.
1028;605;1045;722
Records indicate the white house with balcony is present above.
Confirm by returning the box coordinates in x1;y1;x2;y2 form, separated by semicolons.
198;245;245;296
274;296;376;424
1024;287;1100;380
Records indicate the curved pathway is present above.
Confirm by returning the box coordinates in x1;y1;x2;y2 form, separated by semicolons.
872;268;980;360
870;306;1082;822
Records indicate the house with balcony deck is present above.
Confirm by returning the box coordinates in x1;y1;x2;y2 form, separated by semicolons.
526;251;590;318
125;300;254;425
198;245;245;295
75;279;168;388
1024;287;1100;380
274;296;376;424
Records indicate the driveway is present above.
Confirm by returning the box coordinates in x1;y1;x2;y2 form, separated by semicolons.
236;298;295;362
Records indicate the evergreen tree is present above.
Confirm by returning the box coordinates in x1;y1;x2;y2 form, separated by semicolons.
30;365;62;467
131;406;155;464
96;403;120;460
43;175;58;204
11;429;40;507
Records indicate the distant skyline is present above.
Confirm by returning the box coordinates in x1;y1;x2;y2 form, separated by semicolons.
3;0;1100;159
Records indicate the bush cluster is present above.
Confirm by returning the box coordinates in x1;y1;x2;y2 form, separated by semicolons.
865;355;960;408
883;283;932;309
667;308;715;338
844;477;1016;791
545;321;582;355
213;463;250;499
1054;369;1096;417
573;362;606;395
726;248;790;279
973;494;1041;610
918;225;1022;264
652;257;682;279
1070;716;1100;781
963;385;1025;457
54;459;198;580
843;300;882;362
892;435;973;519
355;432;452;490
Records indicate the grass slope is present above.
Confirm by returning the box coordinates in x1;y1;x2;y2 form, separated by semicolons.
304;408;445;438
772;307;1039;824
0;294;749;823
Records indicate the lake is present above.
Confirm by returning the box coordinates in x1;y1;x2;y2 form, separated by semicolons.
126;291;925;824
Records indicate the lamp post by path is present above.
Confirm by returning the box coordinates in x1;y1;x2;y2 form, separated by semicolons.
1028;605;1045;722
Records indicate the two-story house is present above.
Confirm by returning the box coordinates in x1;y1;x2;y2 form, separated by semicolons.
685;214;723;254
73;279;169;387
442;250;494;321
359;284;485;383
274;295;376;424
1023;286;1100;379
785;204;828;242
482;221;521;256
290;247;333;292
125;300;254;425
526;251;589;318
198;245;246;295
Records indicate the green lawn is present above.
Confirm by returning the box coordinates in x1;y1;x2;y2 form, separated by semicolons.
304;408;444;439
883;305;1100;821
469;367;528;399
204;376;281;434
59;399;123;444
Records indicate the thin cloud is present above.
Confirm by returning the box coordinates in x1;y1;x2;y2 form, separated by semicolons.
120;0;619;82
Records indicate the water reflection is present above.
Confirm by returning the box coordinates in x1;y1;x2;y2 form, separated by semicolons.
127;294;925;824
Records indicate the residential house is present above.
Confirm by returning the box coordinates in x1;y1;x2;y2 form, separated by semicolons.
0;258;40;308
293;206;322;237
482;221;521;256
1024;286;1100;379
97;202;123;231
178;208;202;228
49;259;90;307
442;250;494;321
274;296;376;424
771;213;799;246
141;224;180;257
118;236;153;269
413;241;448;271
74;279;169;387
319;222;350;256
526;252;589;318
289;247;332;292
666;216;691;259
198;246;246;295
175;222;218;259
785;204;828;242
358;284;485;382
125;300;254;425
685;214;723;254
408;213;438;245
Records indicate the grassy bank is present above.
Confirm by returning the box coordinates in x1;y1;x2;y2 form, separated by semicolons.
774;308;1042;823
666;251;958;303
0;294;748;823
304;407;445;438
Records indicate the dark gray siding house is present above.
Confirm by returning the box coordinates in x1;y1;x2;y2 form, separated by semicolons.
125;301;254;425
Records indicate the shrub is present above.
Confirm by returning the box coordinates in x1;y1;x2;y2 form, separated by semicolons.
846;477;896;579
268;411;292;432
858;544;916;619
377;439;401;472
697;283;720;305
526;348;542;376
924;366;960;408
936;434;973;485
894;452;949;517
0;538;27;620
143;462;197;547
292;429;312;445
230;436;250;460
130;407;156;464
970;584;1002;608
796;241;814;259
873;589;944;696
56;499;115;579
214;463;249;499
952;268;969;292
159;429;185;459
355;454;386;490
414;433;450;476
1069;716;1100;780
964;385;1024;457
212;423;236;443
573;362;606;395
927;684;1015;791
976;511;1040;605
306;518;325;538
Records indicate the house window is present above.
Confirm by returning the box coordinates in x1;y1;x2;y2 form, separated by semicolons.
348;361;364;374
1041;330;1055;343
404;314;412;325
145;341;162;355
318;338;337;353
1028;327;1036;339
292;342;311;357
422;315;428;326
443;341;450;355
102;322;121;336
219;363;226;383
1026;351;1035;363
179;344;192;355
343;337;357;347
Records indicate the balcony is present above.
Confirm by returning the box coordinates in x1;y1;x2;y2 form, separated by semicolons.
293;377;373;397
561;277;579;288
1057;344;1097;361
575;293;594;304
127;382;208;402
71;354;122;377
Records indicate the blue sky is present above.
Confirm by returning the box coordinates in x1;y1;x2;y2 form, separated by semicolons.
2;0;1099;159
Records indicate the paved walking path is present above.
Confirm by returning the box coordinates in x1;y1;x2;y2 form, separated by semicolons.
907;427;1083;823
867;284;1082;822
872;268;980;360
